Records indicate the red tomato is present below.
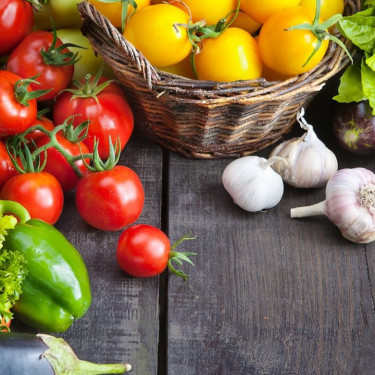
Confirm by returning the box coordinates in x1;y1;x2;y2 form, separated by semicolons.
53;77;134;159
0;140;17;189
0;172;64;224
25;115;55;142
0;70;38;138
7;30;74;101
117;225;170;277
75;165;144;231
0;0;34;57
35;133;90;192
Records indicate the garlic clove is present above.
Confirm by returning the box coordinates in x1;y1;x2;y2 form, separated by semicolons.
222;155;284;212
270;108;338;188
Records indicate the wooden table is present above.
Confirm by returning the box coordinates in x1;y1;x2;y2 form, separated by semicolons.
14;76;375;375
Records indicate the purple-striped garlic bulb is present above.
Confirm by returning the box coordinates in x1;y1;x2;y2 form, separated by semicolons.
291;167;375;243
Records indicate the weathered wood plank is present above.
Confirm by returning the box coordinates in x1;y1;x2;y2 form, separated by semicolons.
58;130;163;374
166;82;375;374
12;129;163;375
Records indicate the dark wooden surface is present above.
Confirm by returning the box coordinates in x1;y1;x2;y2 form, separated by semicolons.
13;77;375;375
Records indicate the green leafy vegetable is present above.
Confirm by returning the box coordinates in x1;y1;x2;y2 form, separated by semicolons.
0;215;28;330
334;4;375;114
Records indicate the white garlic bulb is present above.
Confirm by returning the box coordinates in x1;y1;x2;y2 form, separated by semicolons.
291;167;375;243
269;108;338;188
222;155;285;212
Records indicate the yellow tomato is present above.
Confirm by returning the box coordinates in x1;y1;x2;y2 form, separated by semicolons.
299;0;344;20
168;0;238;25
123;4;192;68
231;10;262;35
160;56;196;79
241;0;301;24
194;27;262;82
258;6;329;76
89;0;150;28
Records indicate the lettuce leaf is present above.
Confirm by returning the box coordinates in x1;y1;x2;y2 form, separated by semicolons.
0;214;28;330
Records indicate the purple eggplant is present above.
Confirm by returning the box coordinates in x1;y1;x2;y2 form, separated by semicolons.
332;101;375;155
0;332;131;374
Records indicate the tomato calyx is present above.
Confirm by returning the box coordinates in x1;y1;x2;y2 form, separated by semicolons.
287;0;352;67
27;0;43;11
6;117;92;177
14;76;52;107
95;0;138;31
84;137;121;172
168;233;197;281
179;0;240;53
40;19;83;66
64;67;113;102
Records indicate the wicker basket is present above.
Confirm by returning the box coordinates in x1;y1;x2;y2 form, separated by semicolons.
78;0;359;159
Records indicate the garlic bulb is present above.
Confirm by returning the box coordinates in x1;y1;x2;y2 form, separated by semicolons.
291;167;375;243
269;108;338;188
222;155;285;212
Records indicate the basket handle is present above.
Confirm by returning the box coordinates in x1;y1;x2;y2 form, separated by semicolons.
77;1;161;90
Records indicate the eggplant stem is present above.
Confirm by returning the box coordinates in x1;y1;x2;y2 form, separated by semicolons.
290;201;326;218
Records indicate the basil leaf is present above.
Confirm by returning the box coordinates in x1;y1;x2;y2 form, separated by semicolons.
333;59;367;103
338;7;375;53
361;59;375;114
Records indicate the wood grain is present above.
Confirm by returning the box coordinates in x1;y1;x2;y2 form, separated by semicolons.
165;83;375;374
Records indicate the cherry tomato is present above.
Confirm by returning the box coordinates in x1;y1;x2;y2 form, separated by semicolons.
117;224;171;278
299;0;344;20
160;56;196;79
168;0;237;25
7;30;75;101
258;6;329;76
0;70;38;138
123;4;192;68
53;76;134;160
25;115;55;142
0;141;18;189
231;10;261;35
35;133;90;192
194;27;262;82
75;165;144;231
89;0;150;28
0;0;34;56
241;0;301;24
56;28;114;80
0;172;64;225
33;0;82;30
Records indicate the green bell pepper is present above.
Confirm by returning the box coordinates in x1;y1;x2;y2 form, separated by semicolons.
0;200;91;332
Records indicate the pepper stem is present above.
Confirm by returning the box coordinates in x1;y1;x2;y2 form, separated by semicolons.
290;201;326;218
39;334;132;374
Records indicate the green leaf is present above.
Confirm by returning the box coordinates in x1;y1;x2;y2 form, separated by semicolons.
365;49;375;70
0;249;28;328
338;7;375;53
365;0;375;7
361;59;375;114
0;215;17;249
333;59;367;103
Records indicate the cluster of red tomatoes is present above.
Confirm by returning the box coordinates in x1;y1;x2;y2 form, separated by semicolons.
0;0;196;280
101;0;344;82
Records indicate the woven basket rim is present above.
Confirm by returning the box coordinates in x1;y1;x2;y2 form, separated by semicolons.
78;0;357;102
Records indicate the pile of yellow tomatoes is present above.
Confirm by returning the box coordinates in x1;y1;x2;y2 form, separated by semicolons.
46;0;345;83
